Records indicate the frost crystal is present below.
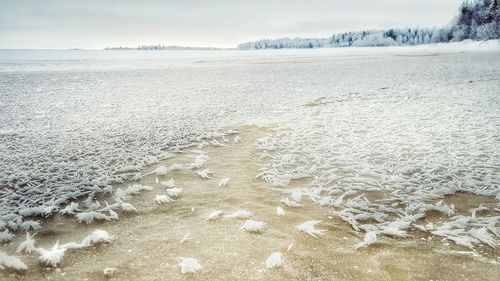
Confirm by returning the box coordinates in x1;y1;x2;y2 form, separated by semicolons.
0;251;27;271
265;252;283;269
241;220;266;233
179;257;203;274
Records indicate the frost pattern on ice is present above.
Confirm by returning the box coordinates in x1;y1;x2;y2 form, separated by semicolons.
0;59;261;230
0;49;498;249
256;81;500;251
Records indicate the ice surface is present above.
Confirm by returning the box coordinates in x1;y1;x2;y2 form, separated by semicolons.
0;45;499;254
254;47;500;248
1;123;498;280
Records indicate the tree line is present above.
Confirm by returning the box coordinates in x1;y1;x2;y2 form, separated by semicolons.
238;0;499;49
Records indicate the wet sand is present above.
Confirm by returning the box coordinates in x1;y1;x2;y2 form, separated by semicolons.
1;126;499;280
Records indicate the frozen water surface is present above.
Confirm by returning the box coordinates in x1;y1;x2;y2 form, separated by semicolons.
0;43;499;279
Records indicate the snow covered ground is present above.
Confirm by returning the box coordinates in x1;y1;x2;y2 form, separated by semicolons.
0;42;499;279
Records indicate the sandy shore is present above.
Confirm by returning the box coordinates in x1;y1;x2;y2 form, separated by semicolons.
1;125;499;281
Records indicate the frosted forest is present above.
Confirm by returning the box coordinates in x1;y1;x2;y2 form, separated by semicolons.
238;0;500;49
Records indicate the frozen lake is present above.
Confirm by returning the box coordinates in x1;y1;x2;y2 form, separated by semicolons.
0;44;499;279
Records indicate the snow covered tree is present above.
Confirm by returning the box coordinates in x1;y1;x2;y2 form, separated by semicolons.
237;0;498;49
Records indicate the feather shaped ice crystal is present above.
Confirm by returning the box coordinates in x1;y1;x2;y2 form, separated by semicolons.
161;179;176;188
155;194;172;205
290;190;302;203
297;220;326;238
59;202;80;215
241;220;266;233
76;210;109;224
120;202;137;212
150;165;169;176
225;210;253;219
197;169;211;179
166;187;183;198
37;241;67;267
59;229;114;250
187;154;210;170
204;210;224;222
168;163;185;172
125;184;153;195
276;206;285;216
353;231;377;249
16;232;36;254
80;229;115;246
217;177;230;188
179;232;192;244
0;229;14;243
280;198;303;207
0;251;27;271
103;267;118;277
265;252;283;269
179;257;203;274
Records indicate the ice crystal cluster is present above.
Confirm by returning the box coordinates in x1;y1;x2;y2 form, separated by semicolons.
0;54;280;230
257;77;500;251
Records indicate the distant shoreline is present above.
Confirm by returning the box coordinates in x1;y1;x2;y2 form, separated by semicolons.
104;45;235;51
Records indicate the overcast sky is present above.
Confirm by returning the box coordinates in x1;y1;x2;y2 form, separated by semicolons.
0;0;464;49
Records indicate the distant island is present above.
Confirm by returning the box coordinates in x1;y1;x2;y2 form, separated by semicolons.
105;45;227;50
238;0;499;49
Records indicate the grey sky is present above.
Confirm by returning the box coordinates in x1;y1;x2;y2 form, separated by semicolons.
0;0;464;49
